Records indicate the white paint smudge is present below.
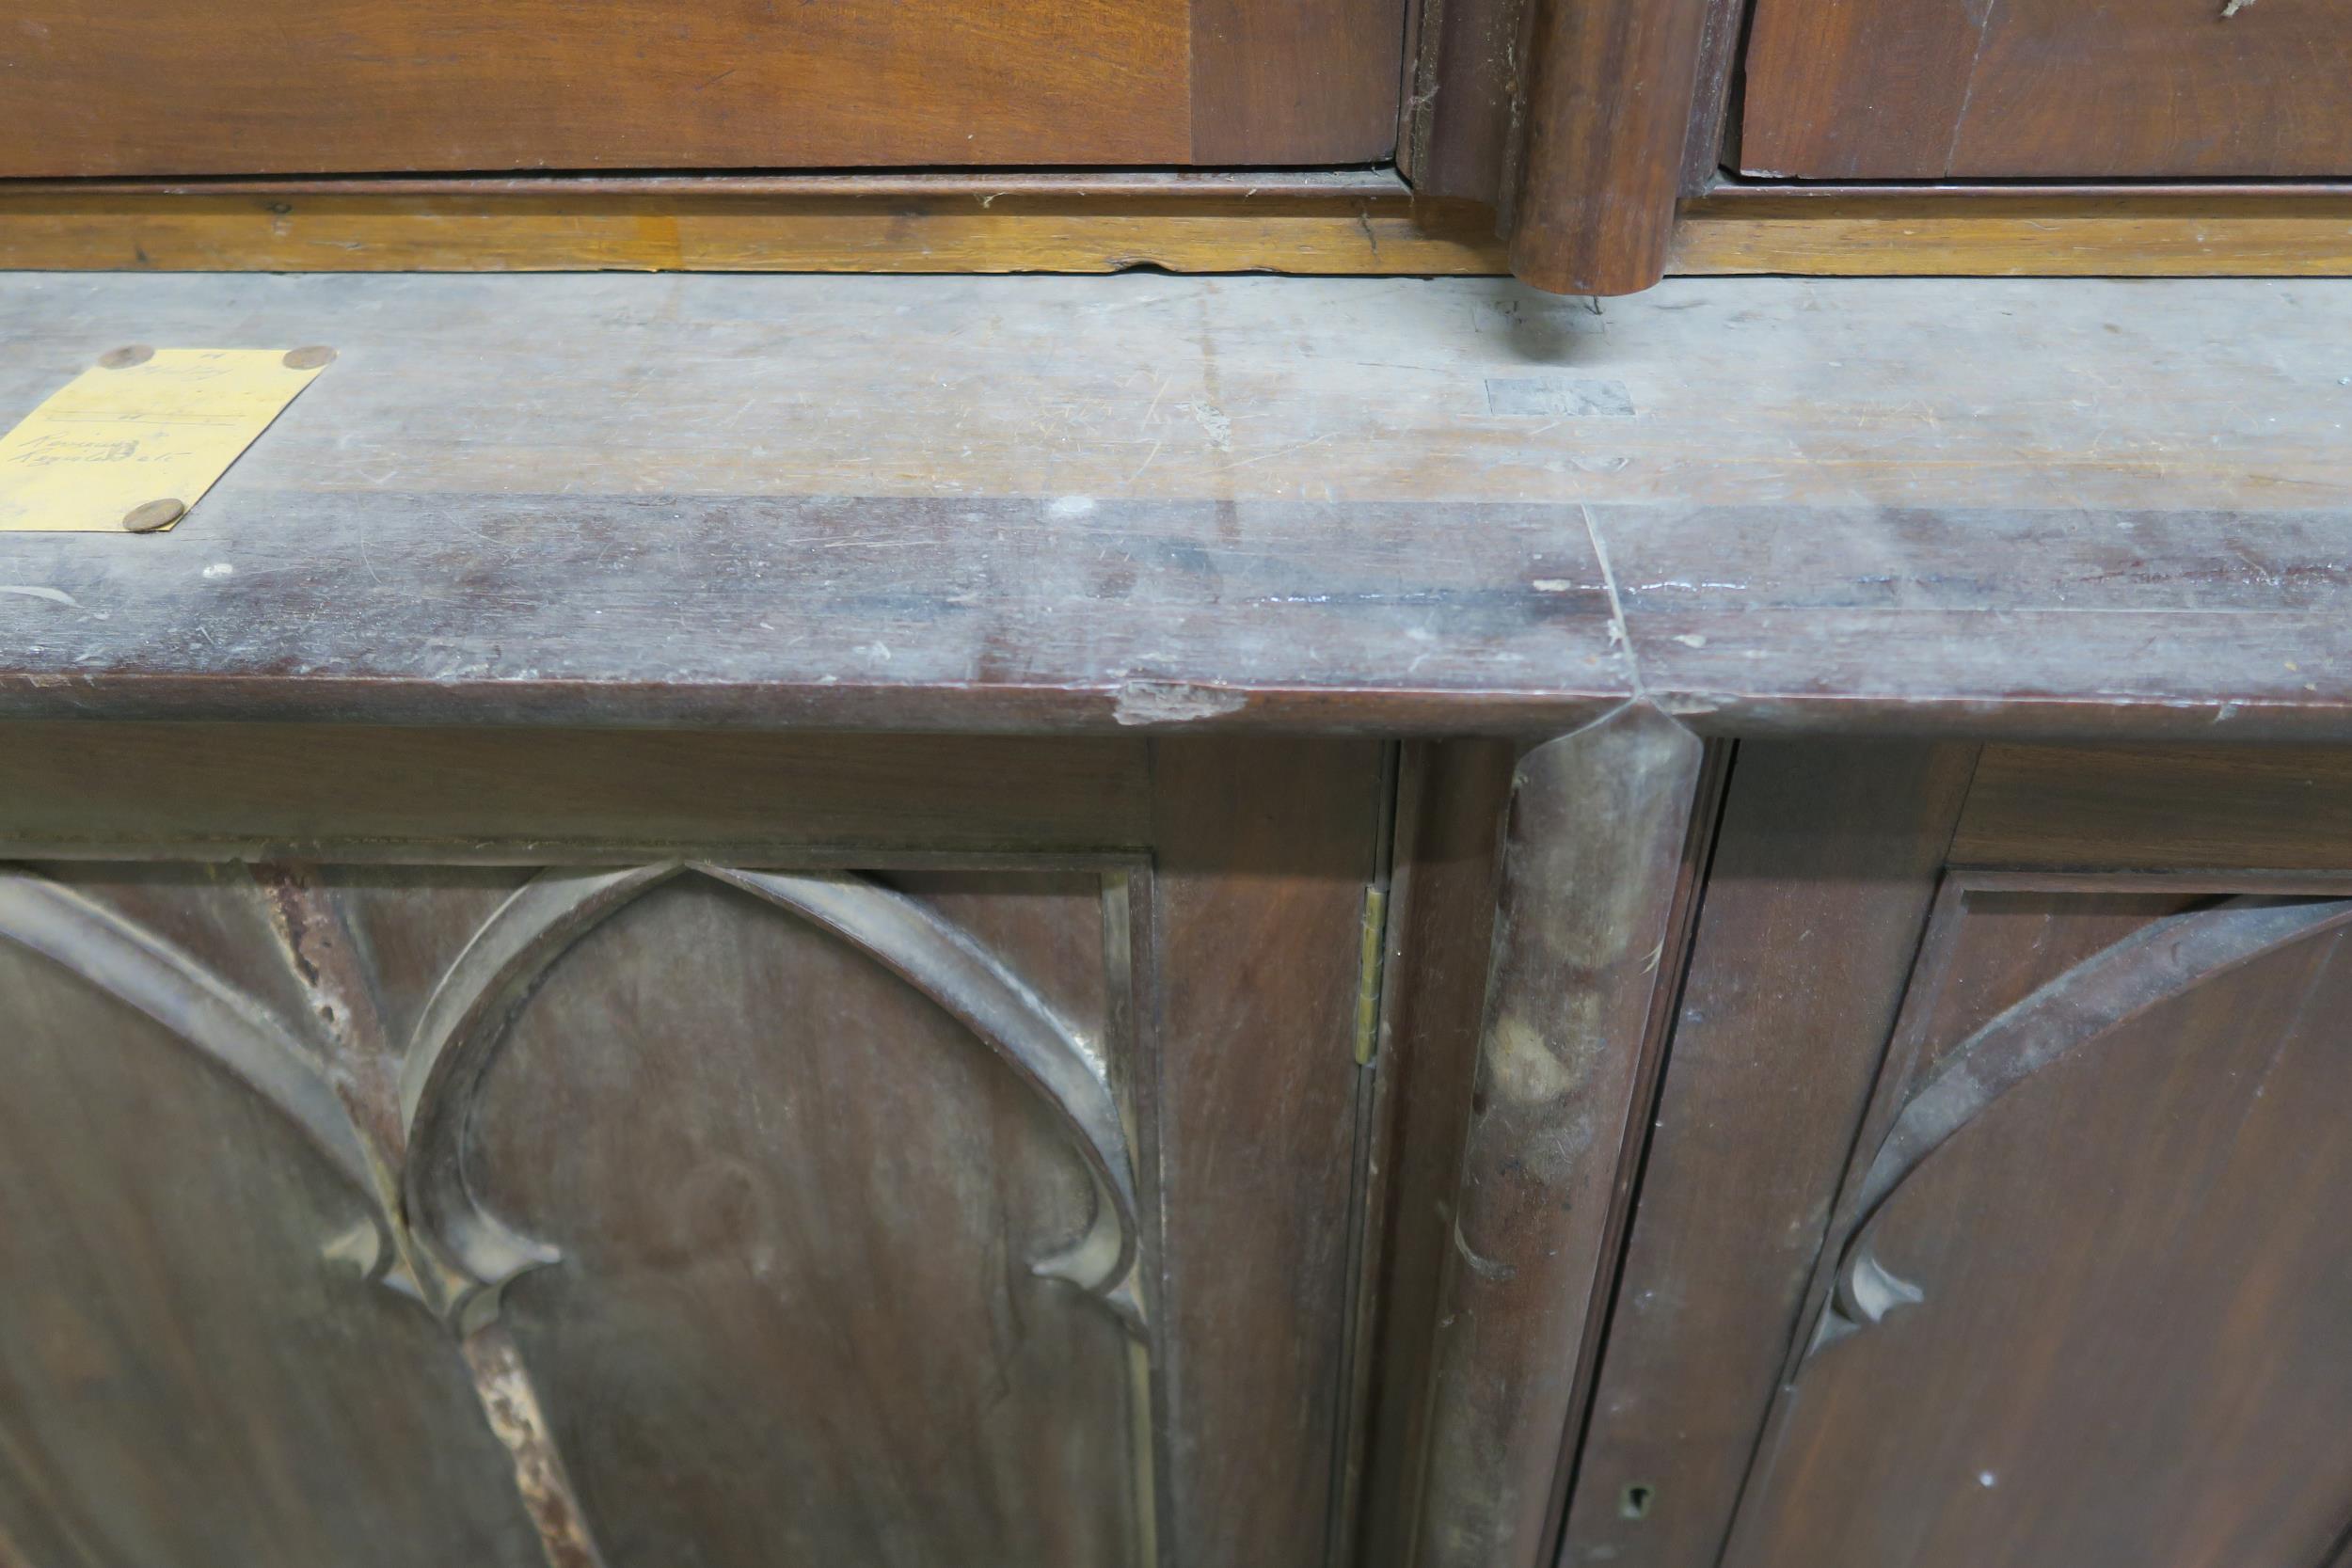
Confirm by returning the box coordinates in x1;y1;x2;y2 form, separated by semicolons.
0;585;77;608
1111;680;1248;726
1187;402;1233;451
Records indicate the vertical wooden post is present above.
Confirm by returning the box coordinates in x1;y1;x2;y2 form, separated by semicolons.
1505;0;1716;294
1409;702;1703;1567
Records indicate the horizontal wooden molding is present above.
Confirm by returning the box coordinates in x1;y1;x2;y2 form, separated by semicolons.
4;171;2347;280
1672;189;2352;277
0;170;1508;276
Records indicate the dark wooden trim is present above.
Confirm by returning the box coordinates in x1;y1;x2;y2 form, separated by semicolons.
1399;0;1530;204
1678;0;1755;194
1698;176;2352;199
1409;702;1705;1567
1353;740;1518;1568
1541;737;1731;1552
0;724;1159;859
1954;746;2352;872
1504;0;1717;293
0;169;1421;198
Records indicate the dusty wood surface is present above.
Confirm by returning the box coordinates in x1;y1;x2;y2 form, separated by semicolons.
1410;704;1703;1566
1674;191;2352;277
0;174;1508;278
8;180;2350;282
0;271;2346;738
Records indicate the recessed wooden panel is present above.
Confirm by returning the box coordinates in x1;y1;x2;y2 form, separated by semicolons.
467;873;1143;1566
1723;895;2352;1567
0;893;543;1568
1569;744;2352;1568
1558;741;1977;1568
0;0;1400;178
1740;0;2352;178
0;729;1384;1565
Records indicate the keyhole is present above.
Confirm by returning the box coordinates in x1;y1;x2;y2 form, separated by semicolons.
1620;1483;1655;1520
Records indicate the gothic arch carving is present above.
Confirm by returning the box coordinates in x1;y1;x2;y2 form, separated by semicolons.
0;868;375;1200
1813;895;2352;1353
399;863;1142;1331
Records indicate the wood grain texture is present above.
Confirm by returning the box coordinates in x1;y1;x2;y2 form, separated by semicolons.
0;725;1152;859
1724;898;2352;1568
1140;737;1385;1567
1504;0;1715;292
2;734;1386;1563
1831;897;2352;1276
455;872;1145;1566
3;274;2352;739
0;0;1389;176
1412;703;1703;1568
1740;0;2352;179
1401;0;1529;200
1672;192;2352;277
1589;500;2352;741
0;176;1504;277
1558;742;1978;1568
1355;741;1518;1568
1955;746;2352;872
0;878;545;1568
1190;0;1405;163
10;179;2348;282
1676;0;1748;191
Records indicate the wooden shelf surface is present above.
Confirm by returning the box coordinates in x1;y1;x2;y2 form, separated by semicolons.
0;270;2344;738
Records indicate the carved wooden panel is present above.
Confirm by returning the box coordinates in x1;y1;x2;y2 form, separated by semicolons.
1563;743;2352;1568
406;866;1150;1566
0;872;544;1568
1720;883;2352;1568
0;734;1381;1568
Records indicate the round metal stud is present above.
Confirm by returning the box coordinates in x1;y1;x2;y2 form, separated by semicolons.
120;498;187;533
282;345;338;370
98;344;155;370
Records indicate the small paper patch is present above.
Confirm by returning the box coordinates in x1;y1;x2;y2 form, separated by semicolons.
0;347;329;532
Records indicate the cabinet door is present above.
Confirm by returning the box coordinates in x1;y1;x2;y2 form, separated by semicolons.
1563;742;2352;1568
1740;0;2352;178
0;725;1385;1568
1;0;1401;177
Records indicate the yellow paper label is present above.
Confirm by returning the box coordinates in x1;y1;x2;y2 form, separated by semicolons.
0;349;327;532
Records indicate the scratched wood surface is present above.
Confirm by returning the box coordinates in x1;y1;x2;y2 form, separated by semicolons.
0;272;2347;738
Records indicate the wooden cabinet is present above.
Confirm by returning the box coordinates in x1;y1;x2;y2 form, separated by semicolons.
4;271;2352;1564
0;727;1390;1568
1738;0;2352;179
3;0;1403;176
15;723;2352;1567
1562;742;2352;1568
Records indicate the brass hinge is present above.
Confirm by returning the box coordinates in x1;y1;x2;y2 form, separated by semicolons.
1352;884;1389;1067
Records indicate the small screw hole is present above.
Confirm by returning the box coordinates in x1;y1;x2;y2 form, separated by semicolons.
1620;1483;1654;1520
